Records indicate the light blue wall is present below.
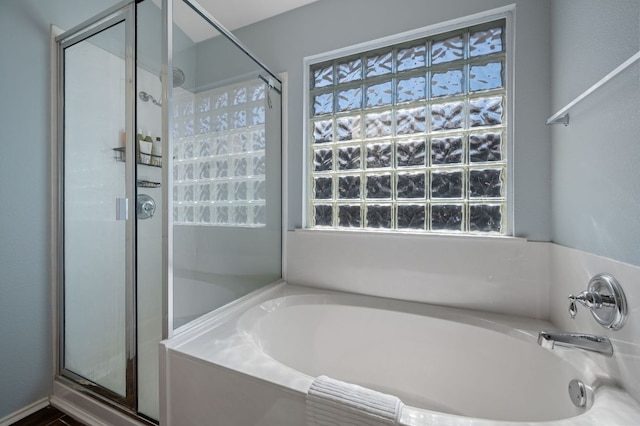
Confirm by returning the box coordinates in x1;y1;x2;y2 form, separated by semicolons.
0;0;120;418
230;0;553;241
551;0;640;266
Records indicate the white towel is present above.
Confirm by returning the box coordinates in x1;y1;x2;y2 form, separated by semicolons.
307;375;404;426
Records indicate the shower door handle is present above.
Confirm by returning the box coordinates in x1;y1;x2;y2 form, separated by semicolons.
116;197;128;221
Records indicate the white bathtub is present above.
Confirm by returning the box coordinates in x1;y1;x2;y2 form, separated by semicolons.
161;282;640;425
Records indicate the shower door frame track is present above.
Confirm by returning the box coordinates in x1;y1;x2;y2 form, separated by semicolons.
54;0;140;416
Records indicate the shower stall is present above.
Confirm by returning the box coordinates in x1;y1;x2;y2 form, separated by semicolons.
53;0;282;421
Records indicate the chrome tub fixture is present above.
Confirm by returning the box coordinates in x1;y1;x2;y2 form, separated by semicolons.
537;274;628;357
537;331;613;357
569;273;628;331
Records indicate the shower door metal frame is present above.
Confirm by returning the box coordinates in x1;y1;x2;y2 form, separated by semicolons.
161;0;173;339
55;0;139;411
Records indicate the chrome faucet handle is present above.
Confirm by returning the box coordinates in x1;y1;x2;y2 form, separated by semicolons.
568;293;586;319
568;298;578;319
568;291;603;319
568;274;628;330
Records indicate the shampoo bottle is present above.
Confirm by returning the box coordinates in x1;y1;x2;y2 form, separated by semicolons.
139;130;153;164
152;137;162;166
152;136;162;156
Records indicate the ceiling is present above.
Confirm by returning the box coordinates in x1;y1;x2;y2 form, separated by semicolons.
152;0;318;43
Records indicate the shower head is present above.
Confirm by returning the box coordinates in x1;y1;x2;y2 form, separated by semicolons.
160;67;186;88
139;91;162;107
139;67;186;108
172;67;186;88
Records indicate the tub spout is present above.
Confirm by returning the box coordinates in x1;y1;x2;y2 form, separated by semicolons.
537;331;613;357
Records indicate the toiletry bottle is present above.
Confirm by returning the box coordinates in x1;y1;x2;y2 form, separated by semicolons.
136;129;144;164
139;130;153;164
152;137;162;166
152;136;162;155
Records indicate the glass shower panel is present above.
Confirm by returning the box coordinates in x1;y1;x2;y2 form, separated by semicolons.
171;0;282;329
63;22;127;396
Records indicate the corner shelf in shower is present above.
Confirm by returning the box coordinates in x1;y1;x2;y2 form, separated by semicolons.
113;147;162;168
137;179;161;188
113;148;162;188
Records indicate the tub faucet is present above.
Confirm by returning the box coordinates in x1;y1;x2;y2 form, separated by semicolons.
537;331;613;357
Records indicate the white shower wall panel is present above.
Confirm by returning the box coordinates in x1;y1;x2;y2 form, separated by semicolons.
136;66;163;419
64;37;127;395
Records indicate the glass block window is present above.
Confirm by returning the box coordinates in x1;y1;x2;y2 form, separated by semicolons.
308;20;507;234
173;80;267;226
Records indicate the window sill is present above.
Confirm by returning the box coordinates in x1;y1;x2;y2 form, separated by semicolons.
292;227;526;243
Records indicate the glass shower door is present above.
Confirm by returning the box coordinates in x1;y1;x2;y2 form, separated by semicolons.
61;11;135;407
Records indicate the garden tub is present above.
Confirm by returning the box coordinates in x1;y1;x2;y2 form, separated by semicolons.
161;282;640;425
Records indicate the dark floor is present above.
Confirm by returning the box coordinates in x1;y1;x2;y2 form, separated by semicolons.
10;406;87;426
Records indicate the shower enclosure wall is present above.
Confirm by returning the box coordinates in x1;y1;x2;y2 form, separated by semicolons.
54;0;282;421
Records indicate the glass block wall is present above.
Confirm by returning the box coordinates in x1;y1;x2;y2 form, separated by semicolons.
173;80;267;226
308;20;507;233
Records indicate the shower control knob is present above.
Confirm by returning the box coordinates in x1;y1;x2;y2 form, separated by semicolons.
136;194;156;220
568;291;603;319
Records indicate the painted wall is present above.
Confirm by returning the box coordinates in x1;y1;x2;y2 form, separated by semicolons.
550;0;640;266
547;0;640;406
0;0;122;419
231;0;552;241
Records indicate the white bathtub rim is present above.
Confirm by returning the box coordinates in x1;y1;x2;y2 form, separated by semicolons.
164;279;287;347
398;384;640;426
